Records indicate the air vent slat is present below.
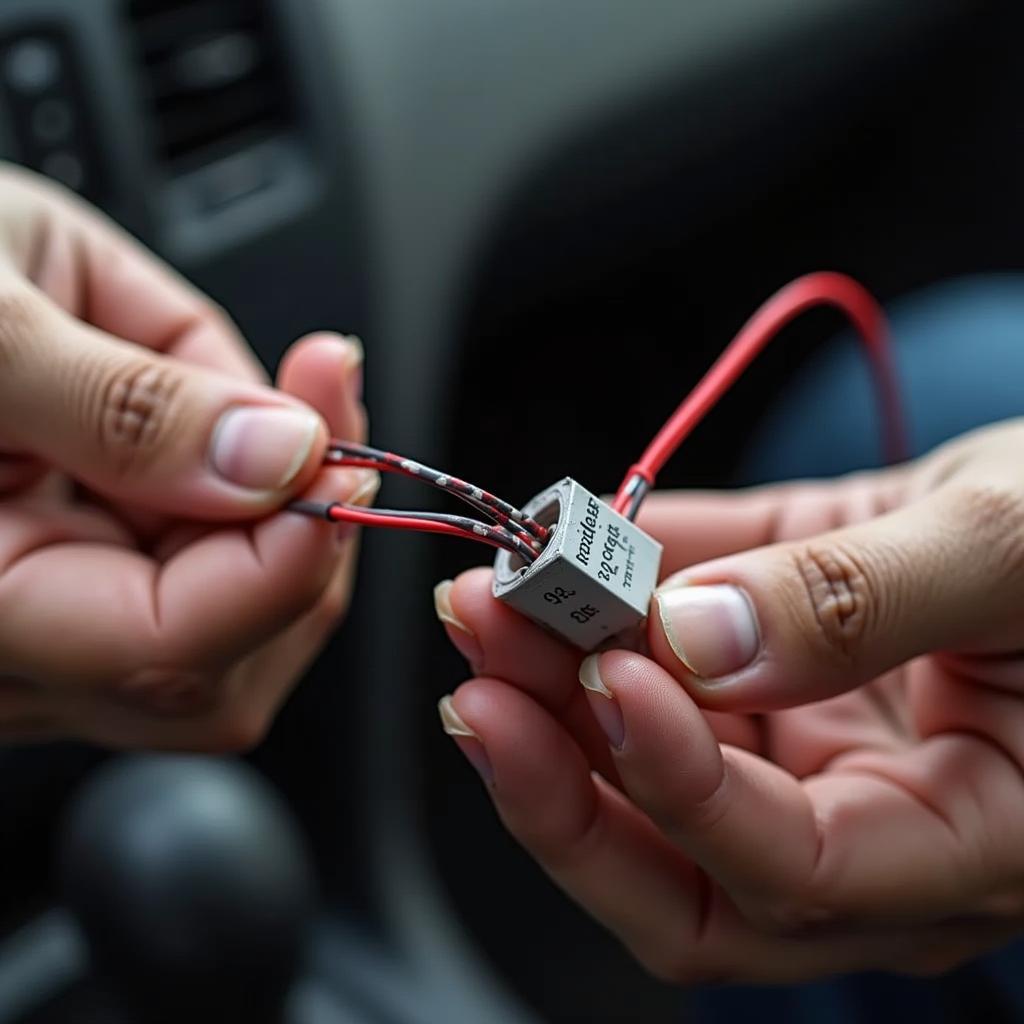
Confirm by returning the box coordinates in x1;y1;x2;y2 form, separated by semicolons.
134;6;261;61
159;85;283;160
124;0;291;172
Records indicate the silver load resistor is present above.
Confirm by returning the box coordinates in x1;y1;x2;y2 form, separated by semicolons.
493;478;663;651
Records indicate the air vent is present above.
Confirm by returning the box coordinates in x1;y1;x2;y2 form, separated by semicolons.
124;0;292;171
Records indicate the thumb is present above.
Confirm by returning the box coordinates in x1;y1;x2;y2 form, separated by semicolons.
646;479;1024;710
0;284;326;518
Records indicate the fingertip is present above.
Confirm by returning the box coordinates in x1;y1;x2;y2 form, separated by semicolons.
599;647;699;714
292;331;363;390
448;678;596;841
278;331;358;381
448;678;560;763
448;567;497;621
439;690;494;785
579;653;625;750
277;332;365;441
437;568;494;659
342;467;381;508
441;680;514;791
434;580;484;670
440;688;477;733
448;675;518;729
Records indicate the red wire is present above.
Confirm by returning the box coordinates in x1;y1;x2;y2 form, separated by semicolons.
612;271;908;514
324;503;514;554
325;444;550;542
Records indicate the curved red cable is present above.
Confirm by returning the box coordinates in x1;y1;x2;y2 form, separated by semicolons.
612;271;907;514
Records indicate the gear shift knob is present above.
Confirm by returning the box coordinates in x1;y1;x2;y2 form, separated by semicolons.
58;755;316;1024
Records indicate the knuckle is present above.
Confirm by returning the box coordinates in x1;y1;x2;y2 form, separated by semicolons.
646;780;728;854
948;480;1024;533
789;541;883;664
200;298;232;330
0;284;44;367
116;668;220;718
733;857;837;935
638;946;729;987
92;358;185;478
201;304;239;346
945;482;1024;580
199;299;238;340
205;705;274;754
634;795;696;847
741;892;833;935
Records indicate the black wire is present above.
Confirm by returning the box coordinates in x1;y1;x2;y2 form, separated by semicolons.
325;440;547;544
288;498;539;562
622;474;651;521
341;505;539;562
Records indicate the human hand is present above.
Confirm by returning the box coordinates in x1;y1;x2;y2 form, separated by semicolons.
436;419;1024;982
0;166;373;749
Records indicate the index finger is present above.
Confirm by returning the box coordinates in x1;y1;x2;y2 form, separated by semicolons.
441;568;619;778
590;650;1010;928
637;469;909;577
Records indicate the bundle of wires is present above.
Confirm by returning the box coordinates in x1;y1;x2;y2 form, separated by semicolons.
290;272;907;557
290;441;548;563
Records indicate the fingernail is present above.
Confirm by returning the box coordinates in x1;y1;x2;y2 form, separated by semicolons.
347;469;380;507
654;583;759;680
334;469;380;544
438;695;494;784
434;579;483;670
211;406;319;491
578;654;625;749
343;335;364;401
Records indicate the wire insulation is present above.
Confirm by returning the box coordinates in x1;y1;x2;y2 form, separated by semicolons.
291;499;539;561
288;273;906;560
288;440;546;561
611;271;907;518
324;440;549;545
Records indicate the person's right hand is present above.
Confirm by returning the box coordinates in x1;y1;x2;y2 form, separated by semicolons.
0;166;373;750
436;417;1024;983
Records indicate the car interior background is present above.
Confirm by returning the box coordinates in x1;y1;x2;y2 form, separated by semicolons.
0;1;1021;1022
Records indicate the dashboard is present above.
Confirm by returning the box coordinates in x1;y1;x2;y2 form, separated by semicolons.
0;1;1014;1021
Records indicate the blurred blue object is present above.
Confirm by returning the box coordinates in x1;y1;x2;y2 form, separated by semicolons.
699;275;1024;1023
740;275;1024;481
